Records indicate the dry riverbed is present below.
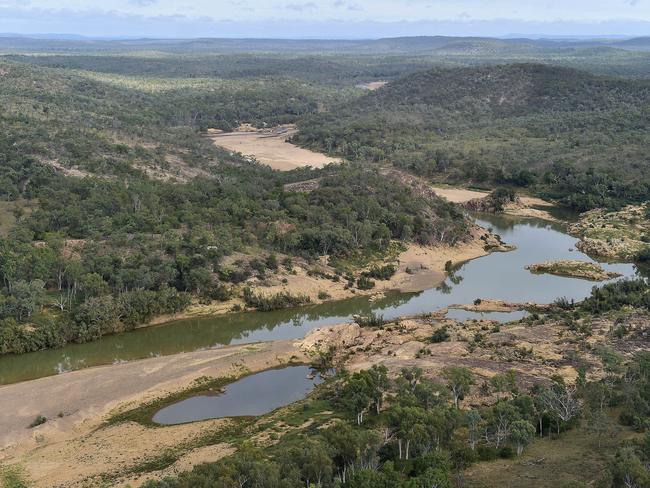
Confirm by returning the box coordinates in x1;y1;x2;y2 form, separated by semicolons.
207;124;341;171
0;340;303;487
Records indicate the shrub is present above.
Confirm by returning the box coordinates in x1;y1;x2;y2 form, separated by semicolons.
477;446;498;461
28;415;47;428
635;247;650;262
353;312;386;328
357;275;376;290
362;264;397;281
242;288;311;312
498;446;516;459
430;327;450;343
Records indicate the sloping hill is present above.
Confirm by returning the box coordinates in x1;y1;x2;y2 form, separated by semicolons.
294;64;650;209
344;64;650;117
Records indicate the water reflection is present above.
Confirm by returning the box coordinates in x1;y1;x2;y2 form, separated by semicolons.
153;366;322;425
0;214;639;385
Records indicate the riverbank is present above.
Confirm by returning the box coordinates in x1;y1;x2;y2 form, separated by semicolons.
430;185;559;222
0;340;303;487
144;223;512;328
569;204;650;260
4;303;645;487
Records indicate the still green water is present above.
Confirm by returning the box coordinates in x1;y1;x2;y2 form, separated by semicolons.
0;214;639;385
153;366;323;425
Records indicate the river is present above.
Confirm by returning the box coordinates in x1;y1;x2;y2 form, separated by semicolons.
0;213;639;385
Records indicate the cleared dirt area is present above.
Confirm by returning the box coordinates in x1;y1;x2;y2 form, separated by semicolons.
430;185;558;221
208;124;342;171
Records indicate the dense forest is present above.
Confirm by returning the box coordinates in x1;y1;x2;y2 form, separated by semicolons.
0;58;469;355
294;63;650;210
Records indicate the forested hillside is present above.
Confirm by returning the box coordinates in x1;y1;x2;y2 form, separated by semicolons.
294;64;650;210
0;59;469;355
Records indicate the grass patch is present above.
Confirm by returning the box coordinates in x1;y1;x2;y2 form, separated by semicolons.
126;449;178;475
0;466;29;488
464;416;640;488
277;398;333;428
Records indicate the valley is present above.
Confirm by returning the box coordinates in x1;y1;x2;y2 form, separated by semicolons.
0;34;649;488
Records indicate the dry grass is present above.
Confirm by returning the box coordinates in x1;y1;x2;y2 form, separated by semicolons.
464;415;640;488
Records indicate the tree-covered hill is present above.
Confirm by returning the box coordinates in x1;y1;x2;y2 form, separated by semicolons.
0;59;470;355
354;64;650;115
293;63;650;210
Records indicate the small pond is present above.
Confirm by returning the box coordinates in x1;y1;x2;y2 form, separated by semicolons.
152;365;323;425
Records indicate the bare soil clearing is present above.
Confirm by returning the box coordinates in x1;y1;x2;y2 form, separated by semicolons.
207;124;342;171
430;186;489;203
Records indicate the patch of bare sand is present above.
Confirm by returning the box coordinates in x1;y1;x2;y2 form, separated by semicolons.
0;340;304;487
15;421;231;488
258;225;510;302
431;185;558;221
430;186;489;203
208;124;341;171
356;81;388;90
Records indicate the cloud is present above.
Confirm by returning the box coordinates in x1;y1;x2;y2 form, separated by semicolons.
285;2;317;12
128;0;158;5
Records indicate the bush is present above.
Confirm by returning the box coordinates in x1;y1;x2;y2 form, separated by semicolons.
498;446;516;459
477;446;499;461
242;288;311;311
362;264;397;281
353;312;386;328
635;247;650;263
28;415;47;428
430;327;450;343
357;275;376;290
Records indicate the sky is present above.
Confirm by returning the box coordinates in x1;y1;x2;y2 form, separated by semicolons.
1;0;650;38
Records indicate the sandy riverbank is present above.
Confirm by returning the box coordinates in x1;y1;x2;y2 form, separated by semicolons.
142;223;512;330
3;300;635;487
0;340;303;487
430;186;558;221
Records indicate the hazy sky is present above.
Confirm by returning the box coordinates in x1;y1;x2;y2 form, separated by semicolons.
2;0;650;38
